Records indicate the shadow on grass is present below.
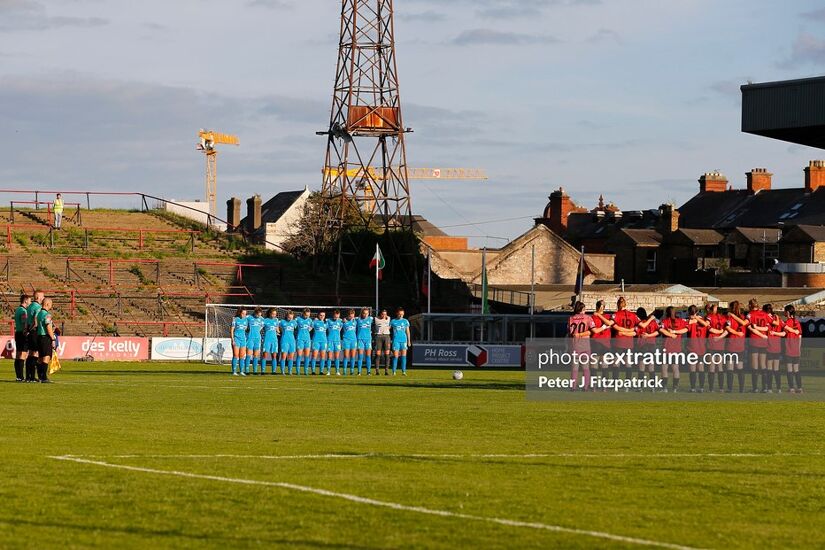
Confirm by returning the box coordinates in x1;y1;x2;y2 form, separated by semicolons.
335;381;525;391
0;518;379;549
62;370;226;376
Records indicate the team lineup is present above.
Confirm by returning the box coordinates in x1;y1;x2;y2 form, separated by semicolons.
566;296;804;394
229;306;411;376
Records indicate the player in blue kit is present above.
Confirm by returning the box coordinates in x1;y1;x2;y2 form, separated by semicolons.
356;307;374;376
310;311;329;375
246;307;265;374
230;307;249;376
262;308;280;374
295;308;313;374
326;309;344;375
280;310;298;375
390;307;411;376
341;309;358;375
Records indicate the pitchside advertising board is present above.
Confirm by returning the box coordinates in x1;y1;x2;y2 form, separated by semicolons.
411;343;522;368
1;336;149;361
150;338;232;361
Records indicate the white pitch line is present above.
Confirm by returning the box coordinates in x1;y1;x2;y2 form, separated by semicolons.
61;452;817;460
49;455;704;550
56;381;313;391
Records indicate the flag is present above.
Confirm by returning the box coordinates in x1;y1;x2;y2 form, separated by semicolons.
370;244;386;280
574;247;591;297
422;249;431;297
49;353;62;375
481;247;490;315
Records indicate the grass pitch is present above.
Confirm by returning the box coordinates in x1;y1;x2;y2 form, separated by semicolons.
1;362;824;549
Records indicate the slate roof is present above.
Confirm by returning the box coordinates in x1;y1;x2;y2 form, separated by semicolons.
678;188;825;229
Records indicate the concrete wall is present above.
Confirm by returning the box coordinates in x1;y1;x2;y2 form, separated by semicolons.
162;200;226;231
580;290;712;313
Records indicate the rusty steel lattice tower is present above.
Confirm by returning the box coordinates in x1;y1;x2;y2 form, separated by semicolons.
319;0;412;233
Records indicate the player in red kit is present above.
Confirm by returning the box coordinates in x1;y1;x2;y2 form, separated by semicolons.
746;298;769;392
686;305;710;392
567;301;594;391
764;304;784;392
659;306;688;392
636;307;659;390
611;297;639;384
726;301;748;393
591;300;613;389
782;305;802;394
705;304;728;392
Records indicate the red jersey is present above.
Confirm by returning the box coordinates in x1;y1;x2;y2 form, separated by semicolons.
661;317;686;353
746;310;769;348
612;309;640;349
766;314;783;354
592;312;612;339
706;313;727;351
726;314;747;353
784;317;802;358
686;317;707;353
637;318;659;347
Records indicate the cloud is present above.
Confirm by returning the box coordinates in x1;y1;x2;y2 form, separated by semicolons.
451;28;560;46
779;32;825;68
245;0;292;9
0;0;108;32
587;28;621;44
800;8;825;22
397;10;447;23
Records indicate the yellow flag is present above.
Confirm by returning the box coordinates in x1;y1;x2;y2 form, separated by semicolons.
49;353;62;375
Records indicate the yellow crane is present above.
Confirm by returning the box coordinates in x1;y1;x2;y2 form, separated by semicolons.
197;129;240;217
322;166;487;181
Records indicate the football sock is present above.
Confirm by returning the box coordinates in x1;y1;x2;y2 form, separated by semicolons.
231;357;237;374
689;372;696;389
795;372;802;390
737;371;745;392
366;355;372;372
14;358;23;379
774;370;781;391
672;378;680;390
582;367;590;390
392;356;398;375
751;371;758;391
761;371;767;391
786;371;794;390
766;371;772;390
726;371;733;391
718;372;725;390
708;372;715;391
698;372;705;389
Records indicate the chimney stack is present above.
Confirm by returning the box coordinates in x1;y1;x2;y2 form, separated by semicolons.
658;203;680;234
805;160;825;193
699;170;728;193
226;197;241;231
246;194;262;232
746;168;772;193
547;187;573;235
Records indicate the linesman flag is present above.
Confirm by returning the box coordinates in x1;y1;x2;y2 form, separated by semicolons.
49;334;62;375
370;245;386;280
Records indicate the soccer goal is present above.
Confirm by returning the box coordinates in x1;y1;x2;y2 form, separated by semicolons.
203;303;369;364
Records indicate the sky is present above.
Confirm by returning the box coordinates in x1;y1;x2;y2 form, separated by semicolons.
2;0;825;247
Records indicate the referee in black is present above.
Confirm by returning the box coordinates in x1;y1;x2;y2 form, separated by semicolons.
36;298;55;383
25;290;44;382
13;294;31;381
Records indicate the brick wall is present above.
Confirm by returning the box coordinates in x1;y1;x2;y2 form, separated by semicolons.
580;291;711;313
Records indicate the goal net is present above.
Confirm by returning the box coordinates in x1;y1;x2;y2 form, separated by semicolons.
203;303;369;364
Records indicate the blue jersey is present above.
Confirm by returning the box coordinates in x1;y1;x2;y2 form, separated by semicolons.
327;319;343;341
390;318;410;342
280;319;298;341
263;318;279;338
232;316;249;337
311;319;328;342
296;317;313;340
357;316;373;340
247;315;265;342
342;319;358;342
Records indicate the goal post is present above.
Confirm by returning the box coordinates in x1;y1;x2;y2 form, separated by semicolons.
203;303;369;364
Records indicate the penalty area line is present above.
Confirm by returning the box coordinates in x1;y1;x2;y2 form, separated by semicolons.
49;454;704;550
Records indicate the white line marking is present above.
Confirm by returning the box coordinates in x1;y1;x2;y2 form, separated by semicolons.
61;452;816;460
50;455;704;550
56;381;312;391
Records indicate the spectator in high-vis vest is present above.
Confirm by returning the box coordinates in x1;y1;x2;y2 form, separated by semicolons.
53;193;64;229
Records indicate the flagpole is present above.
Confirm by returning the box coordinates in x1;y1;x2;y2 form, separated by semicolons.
427;248;432;315
530;243;535;340
481;246;486;343
375;242;379;316
577;246;585;304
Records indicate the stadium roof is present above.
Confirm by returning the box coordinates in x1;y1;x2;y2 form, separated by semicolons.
742;76;825;149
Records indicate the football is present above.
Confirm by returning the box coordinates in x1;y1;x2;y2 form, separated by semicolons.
452;370;464;380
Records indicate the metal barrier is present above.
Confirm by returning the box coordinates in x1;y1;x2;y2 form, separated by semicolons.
9;200;82;226
66;257;162;286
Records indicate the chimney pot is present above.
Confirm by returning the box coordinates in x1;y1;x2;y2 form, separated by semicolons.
699;170;728;193
246;194;263;232
805;160;825;192
746;168;772;193
226;197;241;231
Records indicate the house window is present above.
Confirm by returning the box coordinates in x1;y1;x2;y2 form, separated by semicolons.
764;245;778;262
646;250;657;273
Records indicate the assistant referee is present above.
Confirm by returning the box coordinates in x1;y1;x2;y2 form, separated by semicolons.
13;294;31;382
